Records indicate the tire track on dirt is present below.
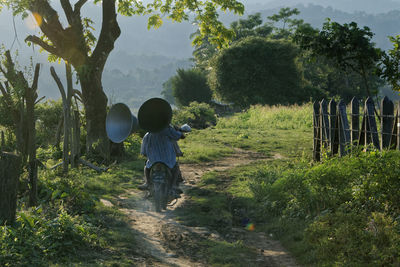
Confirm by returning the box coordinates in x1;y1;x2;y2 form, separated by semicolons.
116;149;298;266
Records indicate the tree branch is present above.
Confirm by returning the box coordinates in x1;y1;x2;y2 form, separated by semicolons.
74;0;88;12
25;35;61;57
30;0;63;31
31;63;41;93
91;0;121;70
60;0;74;25
50;66;67;105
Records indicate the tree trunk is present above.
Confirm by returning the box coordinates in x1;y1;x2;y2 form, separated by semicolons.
54;118;63;148
0;152;21;225
71;109;81;168
26;67;39;206
80;72;110;162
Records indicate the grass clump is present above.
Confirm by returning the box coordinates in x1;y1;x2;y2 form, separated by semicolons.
173;101;217;129
245;151;400;265
0;207;99;266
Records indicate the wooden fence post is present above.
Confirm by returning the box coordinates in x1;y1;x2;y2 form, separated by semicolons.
0;152;21;225
381;96;394;150
320;99;330;149
359;97;380;149
337;100;351;156
350;97;360;146
0;131;4;151
397;101;400;150
313;101;321;161
329;99;337;155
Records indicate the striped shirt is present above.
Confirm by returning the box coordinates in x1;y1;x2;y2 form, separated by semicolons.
140;126;182;169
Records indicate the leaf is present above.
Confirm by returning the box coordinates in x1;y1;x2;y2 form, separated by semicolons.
147;14;163;30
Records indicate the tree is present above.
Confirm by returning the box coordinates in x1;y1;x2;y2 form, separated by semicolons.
209;37;307;107
192;13;272;71
171;68;212;107
267;7;303;38
377;35;400;91
294;20;383;99
161;77;175;105
0;50;41;206
1;0;244;159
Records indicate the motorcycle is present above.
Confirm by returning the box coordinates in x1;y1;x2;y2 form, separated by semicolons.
149;124;191;212
105;99;191;213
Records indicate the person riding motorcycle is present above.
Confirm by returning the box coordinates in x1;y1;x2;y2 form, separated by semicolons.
139;125;185;197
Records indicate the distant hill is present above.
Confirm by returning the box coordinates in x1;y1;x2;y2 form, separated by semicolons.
244;0;400;14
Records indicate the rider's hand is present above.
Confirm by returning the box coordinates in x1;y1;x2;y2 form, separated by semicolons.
180;133;186;139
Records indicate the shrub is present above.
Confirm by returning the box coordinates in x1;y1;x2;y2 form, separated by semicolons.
36;100;63;146
0;207;98;266
248;150;400;265
172;102;216;129
171;68;212;107
209;37;310;107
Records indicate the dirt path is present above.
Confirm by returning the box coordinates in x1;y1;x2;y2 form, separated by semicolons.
115;149;297;267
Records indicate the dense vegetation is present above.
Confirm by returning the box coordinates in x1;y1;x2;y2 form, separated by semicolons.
176;104;400;266
209;37;307;107
170;68;212;107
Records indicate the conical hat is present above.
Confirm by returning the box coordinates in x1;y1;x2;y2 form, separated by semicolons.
138;98;172;133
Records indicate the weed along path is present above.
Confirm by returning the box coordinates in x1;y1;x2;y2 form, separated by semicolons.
116;149;297;267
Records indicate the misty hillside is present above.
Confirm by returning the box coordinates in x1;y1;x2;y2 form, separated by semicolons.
245;0;400;14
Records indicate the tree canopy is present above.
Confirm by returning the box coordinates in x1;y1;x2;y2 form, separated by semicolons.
209;37;307;107
294;20;383;98
171;68;212;107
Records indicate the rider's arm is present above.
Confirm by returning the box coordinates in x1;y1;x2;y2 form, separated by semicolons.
167;126;183;141
140;133;149;156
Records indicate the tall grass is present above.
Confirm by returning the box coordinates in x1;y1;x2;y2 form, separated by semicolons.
217;104;313;131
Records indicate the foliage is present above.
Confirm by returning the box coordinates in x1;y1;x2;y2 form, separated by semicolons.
191;9;302;70
171;68;212;107
377;35;400;91
161;76;175;105
0;96;14;129
209;37;309;107
267;7;305;39
172;101;216;129
294;19;384;97
123;134;142;160
0;207;98;266
247;151;400;265
35;99;63;146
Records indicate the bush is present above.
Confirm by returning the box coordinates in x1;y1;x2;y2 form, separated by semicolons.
36;100;63;146
248;150;400;265
209;37;310;107
172;102;216;129
171;68;212;107
0;207;98;266
38;169;98;215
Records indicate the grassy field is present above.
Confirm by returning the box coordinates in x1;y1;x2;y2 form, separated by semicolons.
179;104;313;163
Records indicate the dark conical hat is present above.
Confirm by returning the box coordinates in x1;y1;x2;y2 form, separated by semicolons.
138;98;172;133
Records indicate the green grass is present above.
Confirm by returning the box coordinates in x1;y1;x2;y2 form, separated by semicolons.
1;133;148;266
179;103;313;163
174;103;399;266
